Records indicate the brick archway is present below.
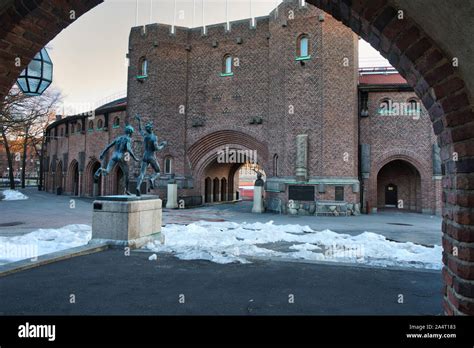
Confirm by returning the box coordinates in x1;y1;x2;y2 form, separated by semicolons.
0;0;473;315
375;157;424;213
369;150;432;214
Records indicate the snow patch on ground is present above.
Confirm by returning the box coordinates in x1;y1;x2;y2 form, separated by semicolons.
1;190;29;201
146;221;442;269
0;224;91;264
0;220;442;270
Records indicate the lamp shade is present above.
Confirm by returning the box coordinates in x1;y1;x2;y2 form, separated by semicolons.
16;48;53;96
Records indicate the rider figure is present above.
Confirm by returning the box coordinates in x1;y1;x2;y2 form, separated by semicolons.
135;114;168;197
94;125;139;195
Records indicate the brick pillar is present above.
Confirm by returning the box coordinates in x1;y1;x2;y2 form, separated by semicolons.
441;164;474;315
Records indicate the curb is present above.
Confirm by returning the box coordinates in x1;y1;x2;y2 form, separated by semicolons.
0;242;109;277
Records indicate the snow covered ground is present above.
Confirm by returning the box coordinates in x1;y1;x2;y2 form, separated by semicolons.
0;225;91;265
1;190;29;201
146;221;442;269
0;221;442;270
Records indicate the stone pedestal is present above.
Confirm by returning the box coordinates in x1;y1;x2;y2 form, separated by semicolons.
252;186;264;213
166;183;178;209
90;195;162;249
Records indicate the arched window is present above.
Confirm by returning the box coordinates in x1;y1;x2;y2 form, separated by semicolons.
88;120;94;131
60;127;64;137
296;34;311;60
221;55;233;76
138;57;148;78
97;119;103;130
76;122;81;133
70;124;75;134
378;98;394;115
165;157;172;174
113;117;120;128
407;98;420;116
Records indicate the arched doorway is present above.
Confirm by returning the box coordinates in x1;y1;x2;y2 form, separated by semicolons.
385;184;398;207
68;161;79;196
204;177;212;203
114;165;124;195
377;160;421;212
86;160;102;197
221;178;227;202
213;178;220;202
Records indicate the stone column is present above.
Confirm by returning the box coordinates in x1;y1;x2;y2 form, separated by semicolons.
166;183;178;209
295;134;308;182
252;186;264;213
78;172;82;196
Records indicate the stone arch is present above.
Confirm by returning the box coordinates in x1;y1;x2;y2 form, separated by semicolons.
1;0;473;315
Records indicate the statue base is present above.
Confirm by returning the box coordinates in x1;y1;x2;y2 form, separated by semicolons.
90;195;162;249
252;186;264;213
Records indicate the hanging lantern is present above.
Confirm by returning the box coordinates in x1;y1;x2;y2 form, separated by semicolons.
16;48;53;96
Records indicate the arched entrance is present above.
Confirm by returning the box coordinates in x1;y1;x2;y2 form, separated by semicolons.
113;165;125;195
213;178;220;202
221;178;227;202
189;131;270;206
86;160;102;197
67;161;79;196
204;177;212;203
377;160;421;212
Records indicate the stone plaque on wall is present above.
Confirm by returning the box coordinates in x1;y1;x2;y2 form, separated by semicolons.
289;185;315;201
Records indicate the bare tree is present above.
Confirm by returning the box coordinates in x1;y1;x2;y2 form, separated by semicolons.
0;86;61;189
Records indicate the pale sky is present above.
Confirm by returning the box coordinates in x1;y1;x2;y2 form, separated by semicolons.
46;0;390;114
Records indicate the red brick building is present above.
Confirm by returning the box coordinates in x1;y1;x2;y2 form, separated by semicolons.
43;0;441;215
0;140;41;184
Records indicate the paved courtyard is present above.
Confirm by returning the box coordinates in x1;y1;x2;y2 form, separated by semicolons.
0;188;443;315
0;188;442;246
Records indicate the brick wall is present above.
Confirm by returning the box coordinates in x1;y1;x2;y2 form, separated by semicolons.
126;0;359;206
